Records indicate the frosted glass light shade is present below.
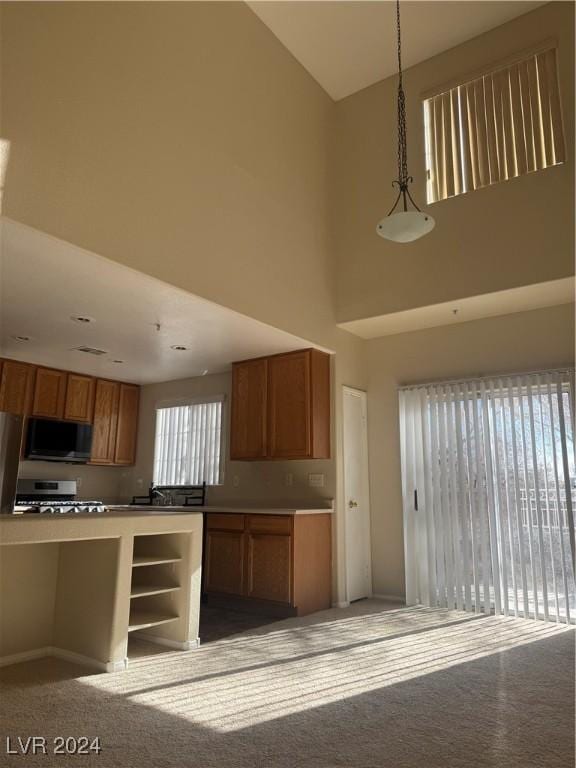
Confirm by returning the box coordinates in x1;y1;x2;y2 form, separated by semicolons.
376;211;435;243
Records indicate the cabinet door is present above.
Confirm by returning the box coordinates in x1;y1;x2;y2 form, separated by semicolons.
0;360;34;416
268;350;311;459
230;358;267;459
114;384;139;465
64;374;95;423
90;380;119;464
205;530;245;595
32;368;67;419
246;532;292;603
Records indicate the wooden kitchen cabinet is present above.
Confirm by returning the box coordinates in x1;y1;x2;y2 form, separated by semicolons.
204;512;331;617
205;515;245;595
64;374;95;423
114;384;139;465
0;355;139;466
91;381;138;466
230;358;268;460
32;367;67;419
0;360;34;416
90;380;120;464
230;348;330;461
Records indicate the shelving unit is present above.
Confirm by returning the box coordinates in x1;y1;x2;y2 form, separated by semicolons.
129;534;185;649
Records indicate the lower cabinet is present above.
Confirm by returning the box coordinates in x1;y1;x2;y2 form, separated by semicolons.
204;512;331;617
205;530;245;596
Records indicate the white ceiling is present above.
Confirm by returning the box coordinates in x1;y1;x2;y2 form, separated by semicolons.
338;278;575;339
247;1;546;100
0;218;323;385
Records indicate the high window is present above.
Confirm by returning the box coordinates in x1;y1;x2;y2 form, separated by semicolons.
423;45;565;203
153;398;224;486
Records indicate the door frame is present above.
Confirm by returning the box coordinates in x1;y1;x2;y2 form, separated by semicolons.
342;386;373;603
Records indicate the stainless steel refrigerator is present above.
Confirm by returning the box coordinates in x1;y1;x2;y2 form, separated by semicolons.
0;412;23;514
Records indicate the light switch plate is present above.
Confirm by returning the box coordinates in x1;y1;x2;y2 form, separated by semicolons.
308;473;325;488
232;475;240;487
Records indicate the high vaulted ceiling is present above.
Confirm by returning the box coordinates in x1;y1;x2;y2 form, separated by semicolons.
247;1;547;100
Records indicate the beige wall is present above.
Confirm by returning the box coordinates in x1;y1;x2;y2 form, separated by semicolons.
367;302;575;599
332;2;575;323
0;543;59;656
0;1;336;348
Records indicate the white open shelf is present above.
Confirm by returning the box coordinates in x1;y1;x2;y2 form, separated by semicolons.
132;555;182;567
130;585;181;598
128;612;179;632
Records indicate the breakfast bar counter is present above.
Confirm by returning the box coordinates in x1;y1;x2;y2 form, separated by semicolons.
0;510;203;672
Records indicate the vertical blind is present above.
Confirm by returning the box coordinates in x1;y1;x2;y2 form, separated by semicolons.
153;399;224;486
399;370;576;623
424;46;565;203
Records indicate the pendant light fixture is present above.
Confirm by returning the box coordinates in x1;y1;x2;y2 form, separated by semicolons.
376;0;435;243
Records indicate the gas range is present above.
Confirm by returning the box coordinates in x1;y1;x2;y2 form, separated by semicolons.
17;499;106;515
15;479;105;515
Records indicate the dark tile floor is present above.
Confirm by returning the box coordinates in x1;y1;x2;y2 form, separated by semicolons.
199;605;280;643
127;605;280;660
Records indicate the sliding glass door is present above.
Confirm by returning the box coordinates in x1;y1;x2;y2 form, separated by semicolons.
399;369;576;623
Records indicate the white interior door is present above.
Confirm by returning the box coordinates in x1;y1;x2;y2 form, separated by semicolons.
343;386;372;602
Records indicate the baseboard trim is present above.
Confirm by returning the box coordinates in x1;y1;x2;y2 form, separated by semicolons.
332;601;350;609
134;633;200;651
0;647;51;668
0;646;126;673
51;647;125;673
372;594;405;604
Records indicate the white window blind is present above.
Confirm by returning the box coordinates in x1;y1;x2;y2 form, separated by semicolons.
423;46;565;203
399;369;576;623
153;398;224;486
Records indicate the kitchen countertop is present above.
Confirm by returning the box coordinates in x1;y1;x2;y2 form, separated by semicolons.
108;503;334;516
4;506;204;520
6;501;334;519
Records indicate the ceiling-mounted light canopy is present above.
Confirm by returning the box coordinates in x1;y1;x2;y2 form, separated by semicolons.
376;0;435;243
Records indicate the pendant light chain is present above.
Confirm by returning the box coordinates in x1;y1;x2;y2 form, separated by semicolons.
376;0;434;240
396;0;408;189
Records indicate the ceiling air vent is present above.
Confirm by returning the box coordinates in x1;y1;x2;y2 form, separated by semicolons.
72;346;108;356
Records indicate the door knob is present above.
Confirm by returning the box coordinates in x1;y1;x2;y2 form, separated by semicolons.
348;500;358;508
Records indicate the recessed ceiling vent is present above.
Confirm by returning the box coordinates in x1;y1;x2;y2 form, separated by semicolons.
72;346;107;356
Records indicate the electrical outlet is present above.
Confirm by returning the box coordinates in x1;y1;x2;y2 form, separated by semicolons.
284;473;294;487
308;473;325;488
232;475;240;487
136;478;143;488
75;476;83;489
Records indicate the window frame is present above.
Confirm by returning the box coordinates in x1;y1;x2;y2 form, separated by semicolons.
421;38;565;205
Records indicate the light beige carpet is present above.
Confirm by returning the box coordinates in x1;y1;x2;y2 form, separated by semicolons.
1;601;574;767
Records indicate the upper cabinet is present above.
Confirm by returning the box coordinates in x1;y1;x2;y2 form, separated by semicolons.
64;374;95;423
0;357;139;466
90;380;120;464
230;348;330;461
0;360;35;416
230;358;268;460
32;367;67;419
114;384;139;465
